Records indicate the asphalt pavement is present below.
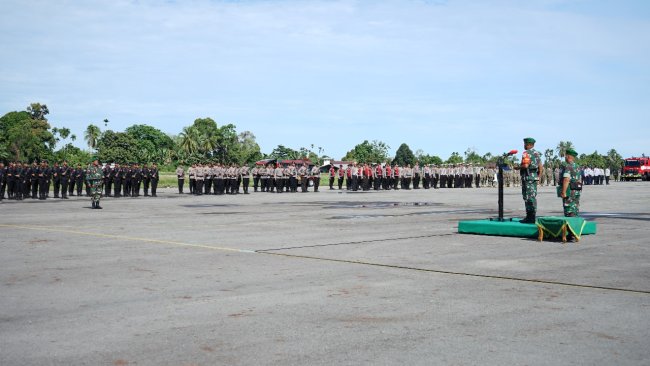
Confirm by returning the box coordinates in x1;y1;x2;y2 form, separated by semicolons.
1;181;649;365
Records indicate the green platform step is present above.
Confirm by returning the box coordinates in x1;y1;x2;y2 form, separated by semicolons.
458;217;597;238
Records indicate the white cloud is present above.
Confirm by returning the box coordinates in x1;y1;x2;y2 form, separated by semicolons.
0;0;648;158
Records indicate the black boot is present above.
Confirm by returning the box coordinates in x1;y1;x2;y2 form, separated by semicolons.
520;212;536;224
92;201;96;209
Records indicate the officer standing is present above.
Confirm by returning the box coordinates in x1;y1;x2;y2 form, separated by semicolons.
350;163;359;191
362;164;370;191
104;163;113;197
33;161;43;199
29;162;38;199
60;161;70;199
204;164;212;194
259;164;268;192
215;163;225;195
560;149;582;217
383;163;391;190
113;163;122;198
188;164;196;194
131;164;142;197
345;165;352;190
0;162;6;200
7;162;16;199
413;163;421;189
274;163;284;193
14;163;23;200
403;164;412;190
142;164;151;196
391;164;398;189
86;156;104;209
298;164;308;192
374;164;383;190
311;164;321;192
241;165;251;194
520;137;543;223
150;163;159;197
251;165;260;192
67;164;75;196
195;164;204;195
289;163;298;193
176;165;185;194
73;164;84;196
122;164;131;197
223;164;233;194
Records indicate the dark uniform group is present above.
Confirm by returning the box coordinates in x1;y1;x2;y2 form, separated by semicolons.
0;161;89;200
0;161;160;201
101;163;160;198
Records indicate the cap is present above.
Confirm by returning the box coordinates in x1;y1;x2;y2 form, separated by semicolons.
523;137;536;144
565;148;578;157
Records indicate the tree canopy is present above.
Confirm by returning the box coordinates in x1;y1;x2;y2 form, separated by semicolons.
0;109;55;162
0;102;632;171
343;140;390;164
96;130;141;163
445;152;463;165
392;143;415;166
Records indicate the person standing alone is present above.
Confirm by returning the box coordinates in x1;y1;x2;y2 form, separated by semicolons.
520;137;543;223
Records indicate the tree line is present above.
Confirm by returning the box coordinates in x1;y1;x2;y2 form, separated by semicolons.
0;103;625;171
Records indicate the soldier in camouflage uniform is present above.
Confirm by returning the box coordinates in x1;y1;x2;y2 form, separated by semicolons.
86;156;104;209
520;137;543;223
560;149;581;217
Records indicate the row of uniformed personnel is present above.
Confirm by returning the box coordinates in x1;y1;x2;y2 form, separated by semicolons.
326;163;502;191
0;161;88;200
175;163;323;195
0;161;162;201
101;163;160;198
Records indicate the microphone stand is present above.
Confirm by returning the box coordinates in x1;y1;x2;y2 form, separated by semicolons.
493;150;517;222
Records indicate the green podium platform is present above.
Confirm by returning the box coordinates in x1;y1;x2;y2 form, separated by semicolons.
458;217;597;238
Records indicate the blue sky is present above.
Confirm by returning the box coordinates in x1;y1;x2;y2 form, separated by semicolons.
1;0;649;159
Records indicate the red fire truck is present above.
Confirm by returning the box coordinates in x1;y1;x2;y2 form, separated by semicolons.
622;157;650;181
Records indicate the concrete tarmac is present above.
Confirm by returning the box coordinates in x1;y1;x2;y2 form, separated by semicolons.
1;182;649;365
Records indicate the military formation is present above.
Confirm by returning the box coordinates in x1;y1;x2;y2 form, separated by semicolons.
323;161;564;193
175;162;323;195
0;160;87;200
0;138;585;222
0;155;582;203
100;162;161;198
0;160;161;201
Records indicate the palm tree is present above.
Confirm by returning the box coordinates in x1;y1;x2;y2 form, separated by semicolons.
178;126;201;155
85;124;101;151
200;132;217;157
544;149;555;166
606;149;623;171
556;141;574;158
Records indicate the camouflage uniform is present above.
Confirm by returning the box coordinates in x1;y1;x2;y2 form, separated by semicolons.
560;161;581;217
519;137;542;223
521;148;541;217
86;161;104;209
